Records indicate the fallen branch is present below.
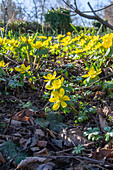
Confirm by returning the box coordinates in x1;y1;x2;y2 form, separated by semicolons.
36;155;113;168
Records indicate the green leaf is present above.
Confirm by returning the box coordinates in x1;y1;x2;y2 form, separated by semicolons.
2;141;29;164
35;118;50;128
105;135;110;142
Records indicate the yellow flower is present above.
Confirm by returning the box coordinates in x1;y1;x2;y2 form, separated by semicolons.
101;34;113;48
15;64;30;74
61;36;72;46
19;36;27;43
32;41;43;49
49;88;70;110
67;32;71;36
38;36;47;39
0;60;9;67
0;37;6;45
50;43;59;52
78;39;86;47
1;27;4;32
102;37;112;48
46;77;64;90
55;34;65;40
43;71;60;82
82;67;102;79
7;38;19;47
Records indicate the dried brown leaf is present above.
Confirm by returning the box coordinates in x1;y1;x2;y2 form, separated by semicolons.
33;148;49;156
12;109;33;121
0;152;5;162
35;129;44;137
19;138;28;148
17;157;47;169
92;148;113;161
5;118;21;126
103;106;109;116
37;140;47;148
60;127;90;147
99;115;108;130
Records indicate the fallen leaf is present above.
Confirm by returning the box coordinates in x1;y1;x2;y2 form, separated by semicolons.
19;138;28;148
51;139;63;148
12;109;33;121
35;129;44;137
30;147;40;152
17;157;47;169
92;148;113;161
35;110;46;118
99;115;108;130
25;116;30;121
36;162;55;170
0;152;5;162
103;106;109;116
46;128;56;138
5;119;21;126
37;140;47;148
33;148;49;156
60;127;91;147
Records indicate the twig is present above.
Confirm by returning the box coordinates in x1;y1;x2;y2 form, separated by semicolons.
2;54;18;64
3;109;14;134
61;0;113;30
60;3;113;14
40;101;49;111
35;155;113;168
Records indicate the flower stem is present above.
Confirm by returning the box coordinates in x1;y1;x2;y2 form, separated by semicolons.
69;104;78;114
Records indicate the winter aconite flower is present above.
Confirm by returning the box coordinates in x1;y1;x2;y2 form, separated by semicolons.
0;60;8;67
46;77;64;90
49;88;70;110
43;71;60;82
82;67;102;79
67;32;71;36
15;64;30;74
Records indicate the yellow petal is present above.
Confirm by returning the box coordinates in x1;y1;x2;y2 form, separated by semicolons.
60;88;65;97
27;65;30;70
49;98;57;102
53;71;57;76
91;75;96;78
82;74;89;78
44;80;49;82
61;77;64;84
61;101;67;108
62;95;70;101
47;74;52;78
46;85;53;90
52;91;59;97
5;63;9;67
43;75;48;79
56;75;61;79
21;64;26;70
97;69;102;75
53;102;60;110
15;67;21;72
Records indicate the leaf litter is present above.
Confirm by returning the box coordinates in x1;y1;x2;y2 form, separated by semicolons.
0;59;113;170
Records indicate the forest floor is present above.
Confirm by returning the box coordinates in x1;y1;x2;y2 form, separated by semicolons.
0;58;113;170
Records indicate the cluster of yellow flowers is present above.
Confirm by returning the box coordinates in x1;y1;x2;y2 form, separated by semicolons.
43;71;70;111
0;31;112;66
49;32;113;59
